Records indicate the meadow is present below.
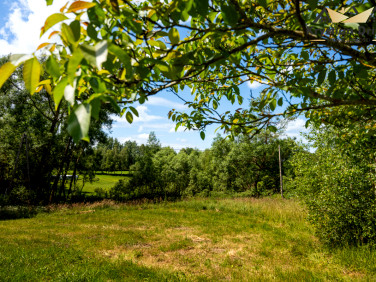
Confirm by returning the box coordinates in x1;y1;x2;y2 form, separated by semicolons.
82;174;127;194
1;197;375;281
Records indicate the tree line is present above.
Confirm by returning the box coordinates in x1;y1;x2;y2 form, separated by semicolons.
107;131;300;201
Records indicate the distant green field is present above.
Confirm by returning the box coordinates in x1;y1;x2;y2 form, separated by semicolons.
95;171;131;175
82;174;126;193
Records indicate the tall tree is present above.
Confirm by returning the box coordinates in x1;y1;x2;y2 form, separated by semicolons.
0;55;114;204
0;0;375;141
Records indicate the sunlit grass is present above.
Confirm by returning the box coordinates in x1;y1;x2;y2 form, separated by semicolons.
0;198;375;280
82;174;126;193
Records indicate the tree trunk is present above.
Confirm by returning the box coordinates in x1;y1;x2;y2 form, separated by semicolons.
279;145;284;198
49;137;72;203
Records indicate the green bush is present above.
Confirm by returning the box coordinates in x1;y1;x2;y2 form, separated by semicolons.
291;147;376;246
0;206;37;220
109;179;135;201
94;187;108;198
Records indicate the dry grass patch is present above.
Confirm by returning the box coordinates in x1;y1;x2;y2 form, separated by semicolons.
97;227;269;279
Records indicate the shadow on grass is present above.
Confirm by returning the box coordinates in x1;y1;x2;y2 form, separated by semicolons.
0;206;37;220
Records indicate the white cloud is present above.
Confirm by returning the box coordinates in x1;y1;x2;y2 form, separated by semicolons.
118;133;150;144
169;125;187;133
246;80;264;89
134;105;164;122
112;105;163;127
0;0;68;56
146;96;188;110
286;118;306;132
163;143;200;151
138;133;149;139
141;122;174;131
283;118;309;141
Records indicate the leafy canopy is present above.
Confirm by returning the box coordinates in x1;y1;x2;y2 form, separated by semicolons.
1;0;376;141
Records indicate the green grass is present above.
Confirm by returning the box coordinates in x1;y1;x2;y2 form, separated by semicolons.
1;198;375;281
82;174;125;193
95;170;132;174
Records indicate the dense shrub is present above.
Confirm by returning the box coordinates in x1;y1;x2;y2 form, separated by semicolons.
291;146;376;246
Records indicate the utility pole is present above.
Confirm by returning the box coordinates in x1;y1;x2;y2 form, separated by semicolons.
279;145;283;198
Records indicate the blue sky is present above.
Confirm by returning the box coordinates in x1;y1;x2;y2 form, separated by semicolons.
0;0;308;149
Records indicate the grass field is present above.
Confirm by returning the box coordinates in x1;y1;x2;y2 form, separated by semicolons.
82;174;125;193
0;198;375;281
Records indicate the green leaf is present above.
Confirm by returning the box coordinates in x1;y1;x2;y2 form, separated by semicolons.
181;10;190;21
317;69;326;85
129;106;139;117
61;23;78;45
0;62;16;89
108;43;132;78
155;62;170;73
87;24;98;40
23;57;41;94
237;95;243;105
301;51;309;61
67;50;83;82
87;5;105;26
89;77;107;93
46;55;61;79
109;0;120;13
40;13;68;37
69;20;81;42
67;103;92;143
328;70;336;85
357;68;368;79
278;97;283;106
67;1;96;13
213;100;218;110
200;131;205;140
80;41;108;70
126;111;133;123
194;0;209;16
168;28;180;45
90;96;101;120
306;0;318;9
102;95;121;113
305;119;310;128
267;125;277;132
46;0;53;5
139;95;145;104
258;0;268;9
221;4;238;26
270;98;277;111
53;78;68;109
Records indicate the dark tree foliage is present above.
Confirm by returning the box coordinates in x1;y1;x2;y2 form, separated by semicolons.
0;56;113;205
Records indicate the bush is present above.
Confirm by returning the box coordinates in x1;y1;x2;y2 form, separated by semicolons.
94;187;108;198
291;147;376;246
109;179;133;201
0;206;37;220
